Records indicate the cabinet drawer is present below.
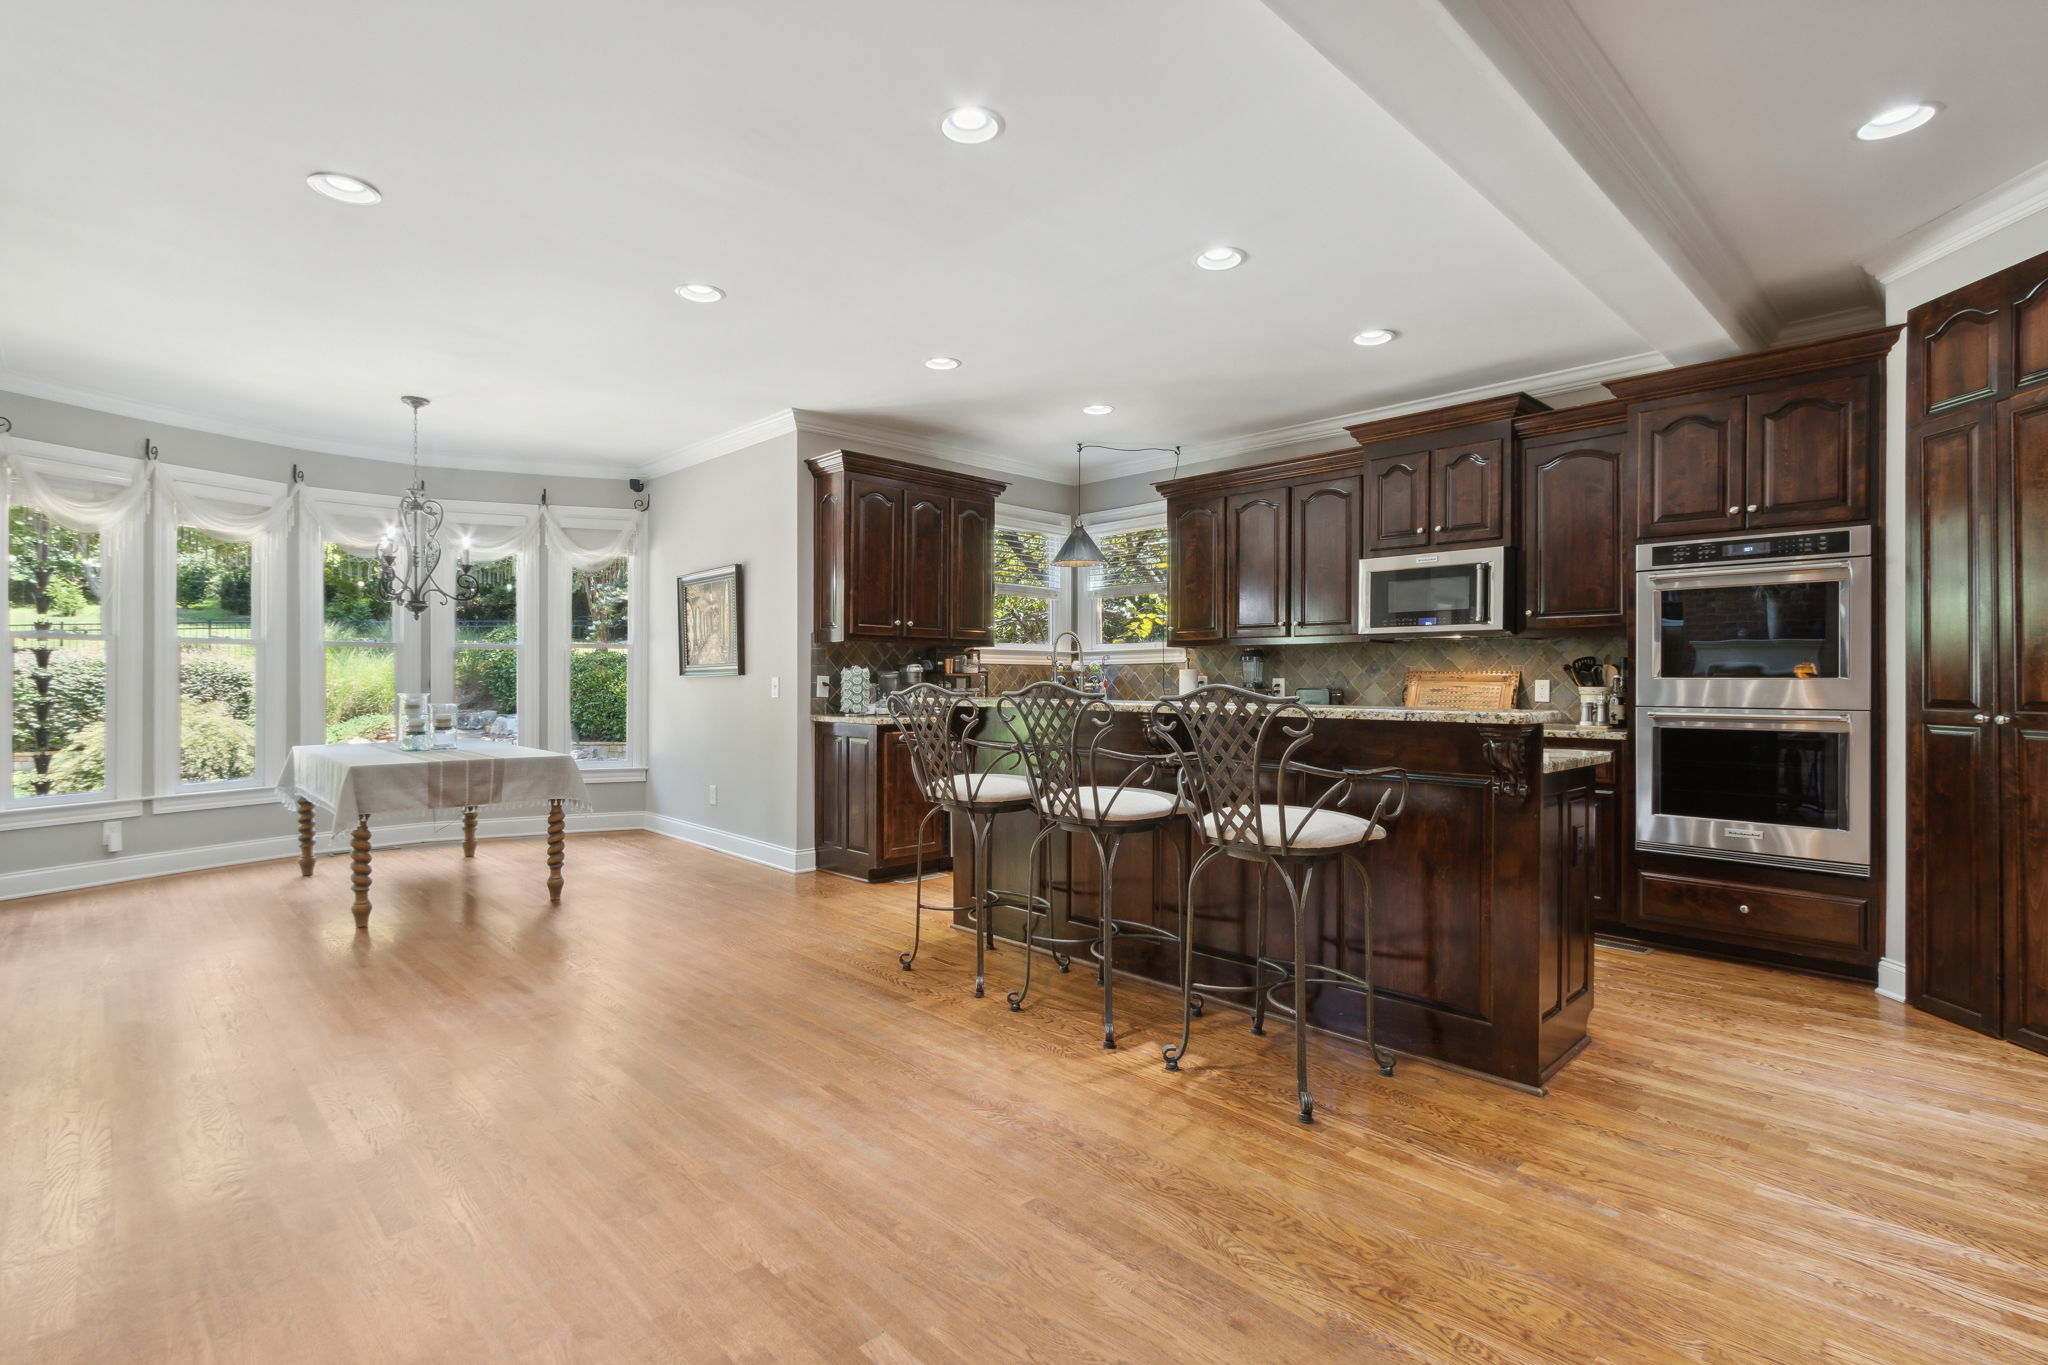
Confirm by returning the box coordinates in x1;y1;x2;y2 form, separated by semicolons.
1634;870;1870;954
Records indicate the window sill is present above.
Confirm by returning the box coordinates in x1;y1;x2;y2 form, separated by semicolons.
577;766;647;784
150;786;281;814
0;798;146;832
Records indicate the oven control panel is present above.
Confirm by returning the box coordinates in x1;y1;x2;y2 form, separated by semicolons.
1647;529;1855;567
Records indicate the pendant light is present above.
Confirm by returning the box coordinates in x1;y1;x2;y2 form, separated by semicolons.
374;396;478;618
1052;443;1105;569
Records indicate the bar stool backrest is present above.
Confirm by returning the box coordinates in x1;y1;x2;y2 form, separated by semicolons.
997;681;1152;825
887;684;989;808
1148;684;1321;856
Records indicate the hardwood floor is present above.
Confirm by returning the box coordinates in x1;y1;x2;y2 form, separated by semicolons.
3;831;2046;1363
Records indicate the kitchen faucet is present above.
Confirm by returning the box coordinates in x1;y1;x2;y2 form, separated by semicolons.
1050;630;1083;685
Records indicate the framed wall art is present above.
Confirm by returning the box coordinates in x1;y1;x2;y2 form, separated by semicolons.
678;563;743;676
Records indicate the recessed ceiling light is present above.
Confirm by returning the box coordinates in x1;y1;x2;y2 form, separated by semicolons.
1082;404;1113;416
1352;328;1398;346
674;283;725;303
306;171;381;205
925;356;961;370
940;106;1003;144
1194;246;1246;271
1855;103;1940;140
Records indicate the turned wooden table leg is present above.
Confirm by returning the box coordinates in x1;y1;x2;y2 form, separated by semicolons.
297;799;315;876
546;799;565;903
350;815;373;927
463;807;478;859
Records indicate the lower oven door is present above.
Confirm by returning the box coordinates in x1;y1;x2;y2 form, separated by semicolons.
1635;708;1871;876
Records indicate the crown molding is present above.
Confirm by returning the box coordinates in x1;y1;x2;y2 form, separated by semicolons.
1867;155;2048;285
1770;304;1887;348
639;408;798;478
788;410;1060;482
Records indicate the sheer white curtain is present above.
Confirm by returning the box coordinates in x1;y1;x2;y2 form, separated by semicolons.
542;506;642;762
541;504;638;567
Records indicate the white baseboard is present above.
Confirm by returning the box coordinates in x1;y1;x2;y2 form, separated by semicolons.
0;811;648;901
1875;957;1907;1003
643;812;814;873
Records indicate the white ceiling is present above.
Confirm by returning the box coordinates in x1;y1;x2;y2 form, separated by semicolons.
0;0;2040;480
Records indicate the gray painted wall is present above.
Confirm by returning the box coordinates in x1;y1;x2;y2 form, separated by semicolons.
1;388;645;885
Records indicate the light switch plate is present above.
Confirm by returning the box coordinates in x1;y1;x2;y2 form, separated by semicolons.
1533;679;1552;703
770;676;780;698
815;675;832;699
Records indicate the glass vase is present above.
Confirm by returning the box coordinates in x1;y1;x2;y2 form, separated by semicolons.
396;692;432;751
431;703;459;749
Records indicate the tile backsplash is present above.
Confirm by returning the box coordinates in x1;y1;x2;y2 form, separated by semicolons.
812;635;1625;715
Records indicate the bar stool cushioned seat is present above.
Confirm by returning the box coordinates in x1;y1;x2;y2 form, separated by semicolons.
950;772;1033;805
1067;785;1183;822
1198;805;1390;849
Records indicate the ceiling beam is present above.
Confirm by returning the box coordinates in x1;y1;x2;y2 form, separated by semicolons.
1261;0;1763;364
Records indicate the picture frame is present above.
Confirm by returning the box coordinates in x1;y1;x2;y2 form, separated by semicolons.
678;563;744;676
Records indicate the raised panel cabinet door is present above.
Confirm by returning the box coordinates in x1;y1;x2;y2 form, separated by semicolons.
1906;412;2003;1033
1745;374;1871;528
2015;272;2048;393
879;730;947;864
846;477;905;636
1290;475;1362;637
1521;431;1626;632
900;485;953;640
2002;389;2048;1054
1633;395;1746;538
1919;295;2003;416
1225;487;1291;639
1366;452;1430;551
1167;497;1225;644
836;731;878;859
1429;439;1507;545
948;498;994;644
813;483;845;642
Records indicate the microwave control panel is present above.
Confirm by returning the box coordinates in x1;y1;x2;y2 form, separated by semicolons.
1647;529;1854;568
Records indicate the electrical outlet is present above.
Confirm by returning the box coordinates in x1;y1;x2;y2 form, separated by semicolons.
770;676;780;698
1533;679;1552;703
707;784;717;806
102;820;122;854
815;674;832;699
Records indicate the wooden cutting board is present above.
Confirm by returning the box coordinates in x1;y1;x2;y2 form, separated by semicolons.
1402;668;1521;710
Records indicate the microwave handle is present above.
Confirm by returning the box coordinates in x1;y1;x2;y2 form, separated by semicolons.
1645;711;1856;731
1643;558;1855;586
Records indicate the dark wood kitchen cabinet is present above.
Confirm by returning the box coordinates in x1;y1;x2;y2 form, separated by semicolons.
1290;475;1363;636
1609;328;1892;540
1515;402;1629;634
1906;249;2048;1055
809;450;1007;644
1367;452;1431;551
1225;486;1291;639
1167;496;1225;643
1165;476;1360;645
814;722;949;881
1364;439;1509;552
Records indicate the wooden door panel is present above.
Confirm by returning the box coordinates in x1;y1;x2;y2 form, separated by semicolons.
2005;728;2048;1054
1430;440;1506;545
1920;305;2002;414
2013;275;2048;393
879;731;946;863
948;499;993;644
1367;453;1429;551
1521;433;1626;632
1167;498;1225;644
901;486;952;640
1916;421;1998;713
2005;394;2048;715
846;478;904;635
1746;375;1869;528
1909;721;2004;1033
1634;396;1745;538
1290;476;1361;637
1225;488;1290;638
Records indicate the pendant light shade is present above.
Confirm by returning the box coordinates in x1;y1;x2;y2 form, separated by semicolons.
1054;443;1105;569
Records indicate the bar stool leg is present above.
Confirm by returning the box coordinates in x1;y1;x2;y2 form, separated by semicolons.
1351;851;1396;1076
1007;822;1060;1011
1095;830;1122;1049
1164;845;1220;1072
899;804;947;971
970;812;994;999
1250;862;1272;1036
1284;865;1314;1123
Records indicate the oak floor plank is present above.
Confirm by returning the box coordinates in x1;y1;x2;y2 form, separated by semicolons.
2;831;2046;1364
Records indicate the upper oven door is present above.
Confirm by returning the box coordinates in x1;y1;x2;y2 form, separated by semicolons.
1635;554;1871;709
1358;545;1508;636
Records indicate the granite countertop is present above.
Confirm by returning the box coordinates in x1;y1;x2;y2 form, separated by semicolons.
1543;723;1629;742
1543;746;1617;775
814;700;1565;726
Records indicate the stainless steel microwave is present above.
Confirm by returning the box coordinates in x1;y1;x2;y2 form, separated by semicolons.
1358;545;1512;637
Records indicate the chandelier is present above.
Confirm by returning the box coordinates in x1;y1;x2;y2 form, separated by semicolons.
376;395;477;618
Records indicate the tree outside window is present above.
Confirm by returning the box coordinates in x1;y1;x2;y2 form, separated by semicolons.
8;507;107;798
993;525;1060;648
1088;526;1169;647
569;557;630;762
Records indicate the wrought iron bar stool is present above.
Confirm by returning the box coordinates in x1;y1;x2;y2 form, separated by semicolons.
1146;685;1408;1123
1000;682;1188;1048
888;684;1053;999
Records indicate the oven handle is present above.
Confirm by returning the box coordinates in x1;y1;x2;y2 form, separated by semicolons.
1643;710;1857;732
1641;558;1855;587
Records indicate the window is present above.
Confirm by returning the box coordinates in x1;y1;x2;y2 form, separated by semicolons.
171;529;260;785
452;557;522;742
7;505;108;803
1084;517;1170;651
322;545;398;743
993;522;1063;648
567;557;631;763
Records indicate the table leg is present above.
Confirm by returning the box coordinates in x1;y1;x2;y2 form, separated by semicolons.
297;799;315;876
546;799;565;903
350;815;373;927
463;807;478;858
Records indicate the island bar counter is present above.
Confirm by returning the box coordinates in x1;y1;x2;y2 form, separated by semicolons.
953;707;1602;1091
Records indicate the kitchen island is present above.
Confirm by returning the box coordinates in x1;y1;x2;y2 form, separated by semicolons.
946;702;1610;1091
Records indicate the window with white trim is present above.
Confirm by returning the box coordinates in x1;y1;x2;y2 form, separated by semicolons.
566;555;632;763
1082;512;1170;651
321;545;401;744
169;529;262;785
451;557;523;742
7;503;110;803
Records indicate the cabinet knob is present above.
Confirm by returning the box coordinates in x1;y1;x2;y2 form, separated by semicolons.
1434;524;1444;532
1975;713;1991;723
1995;715;2012;725
1727;506;1740;516
1737;904;1751;914
1746;503;1758;513
1414;526;1425;535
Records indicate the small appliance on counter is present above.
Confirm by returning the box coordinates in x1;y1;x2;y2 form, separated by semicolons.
837;665;873;715
1296;687;1344;707
1238;648;1267;691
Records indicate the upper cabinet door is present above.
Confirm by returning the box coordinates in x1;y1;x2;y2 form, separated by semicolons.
1634;395;1746;539
1521;430;1626;633
1167;497;1225;644
1429;439;1507;545
948;498;994;644
846;477;905;635
900;485;953;640
1225;487;1291;639
1290;476;1362;637
1366;452;1430;551
1745;375;1871;529
2015;274;2048;395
